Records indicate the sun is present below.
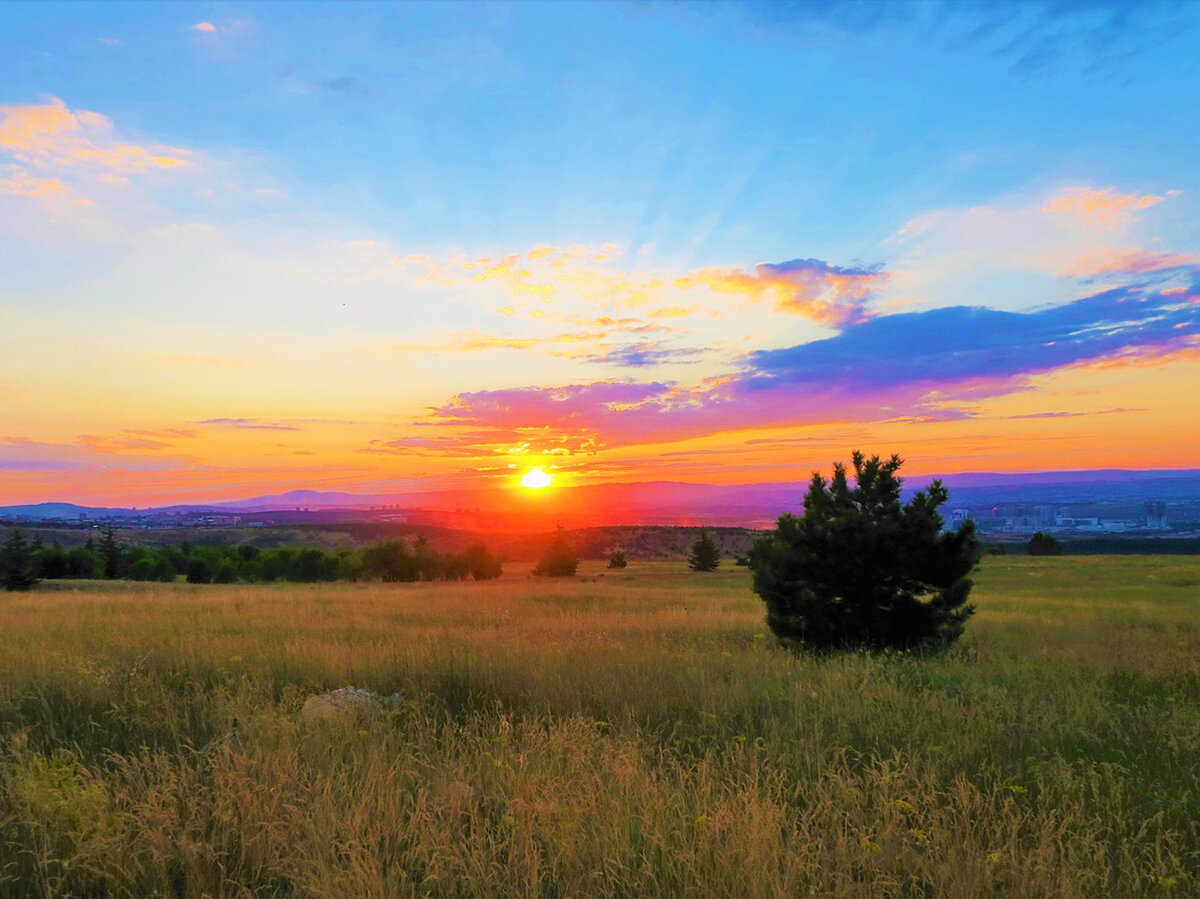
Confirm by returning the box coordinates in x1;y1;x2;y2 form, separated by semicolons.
521;467;553;490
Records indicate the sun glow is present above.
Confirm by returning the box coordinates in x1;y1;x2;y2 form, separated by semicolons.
521;467;553;490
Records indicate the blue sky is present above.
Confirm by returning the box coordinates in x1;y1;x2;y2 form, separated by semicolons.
7;1;1196;260
1;1;1198;503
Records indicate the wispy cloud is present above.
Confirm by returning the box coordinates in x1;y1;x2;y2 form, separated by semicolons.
883;184;1190;313
720;0;1196;78
75;435;170;452
0;97;195;210
195;418;300;431
404;243;880;330
0;436;186;473
0;97;193;175
1043;186;1164;227
675;258;886;326
578;342;707;368
1063;249;1200;279
1004;408;1145;420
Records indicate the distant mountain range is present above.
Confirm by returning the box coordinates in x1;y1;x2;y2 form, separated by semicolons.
4;469;1200;527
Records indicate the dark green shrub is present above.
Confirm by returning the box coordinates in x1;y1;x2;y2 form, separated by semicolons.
185;558;212;585
212;564;237;584
126;558;156;581
462;543;503;580
1028;532;1062;556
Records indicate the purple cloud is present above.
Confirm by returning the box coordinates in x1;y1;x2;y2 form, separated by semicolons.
583;342;706;368
417;277;1199;453
195;418;299;431
744;283;1198;388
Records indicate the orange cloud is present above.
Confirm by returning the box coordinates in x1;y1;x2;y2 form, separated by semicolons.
0;97;194;200
413;243;891;334
386;317;678;359
0;169;84;204
192;22;217;33
676;258;885;327
1043;186;1164;227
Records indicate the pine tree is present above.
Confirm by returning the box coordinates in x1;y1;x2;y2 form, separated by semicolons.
750;452;979;652
688;531;720;572
1;529;40;591
533;526;578;577
97;524;122;579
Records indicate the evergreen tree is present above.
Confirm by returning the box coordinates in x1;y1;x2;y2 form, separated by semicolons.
688;532;720;572
412;536;441;581
1;529;39;591
750;452;979;652
533;526;578;577
97;524;122;579
608;550;628;569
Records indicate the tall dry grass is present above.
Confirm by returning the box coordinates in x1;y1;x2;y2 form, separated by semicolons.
1;557;1197;896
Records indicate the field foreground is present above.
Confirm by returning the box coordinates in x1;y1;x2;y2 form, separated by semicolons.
1;557;1198;897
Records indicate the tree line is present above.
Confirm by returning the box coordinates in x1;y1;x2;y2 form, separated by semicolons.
1;525;503;590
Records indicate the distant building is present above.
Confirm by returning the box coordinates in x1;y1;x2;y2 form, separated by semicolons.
1055;516;1101;531
1145;501;1167;529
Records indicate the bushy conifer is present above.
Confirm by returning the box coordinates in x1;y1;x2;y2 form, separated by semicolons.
1;529;39;591
533;526;578;577
688;532;720;572
750;452;978;652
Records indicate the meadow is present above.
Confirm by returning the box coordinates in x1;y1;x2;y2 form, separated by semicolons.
1;556;1198;897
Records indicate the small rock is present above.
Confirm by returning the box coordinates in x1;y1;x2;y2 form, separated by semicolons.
299;686;381;723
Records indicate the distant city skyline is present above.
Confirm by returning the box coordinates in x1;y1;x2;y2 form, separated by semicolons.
2;1;1198;506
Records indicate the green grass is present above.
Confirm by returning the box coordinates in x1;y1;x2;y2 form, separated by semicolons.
1;557;1198;896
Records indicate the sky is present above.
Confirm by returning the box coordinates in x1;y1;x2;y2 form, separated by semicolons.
1;0;1198;507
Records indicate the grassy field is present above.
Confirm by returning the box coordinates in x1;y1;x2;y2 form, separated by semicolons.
1;556;1198;897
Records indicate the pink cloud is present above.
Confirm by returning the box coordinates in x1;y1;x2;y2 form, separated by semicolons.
1063;248;1200;278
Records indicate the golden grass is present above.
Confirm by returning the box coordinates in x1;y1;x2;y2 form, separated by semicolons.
1;557;1198;896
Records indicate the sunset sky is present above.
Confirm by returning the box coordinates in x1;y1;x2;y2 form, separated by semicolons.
2;1;1199;507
